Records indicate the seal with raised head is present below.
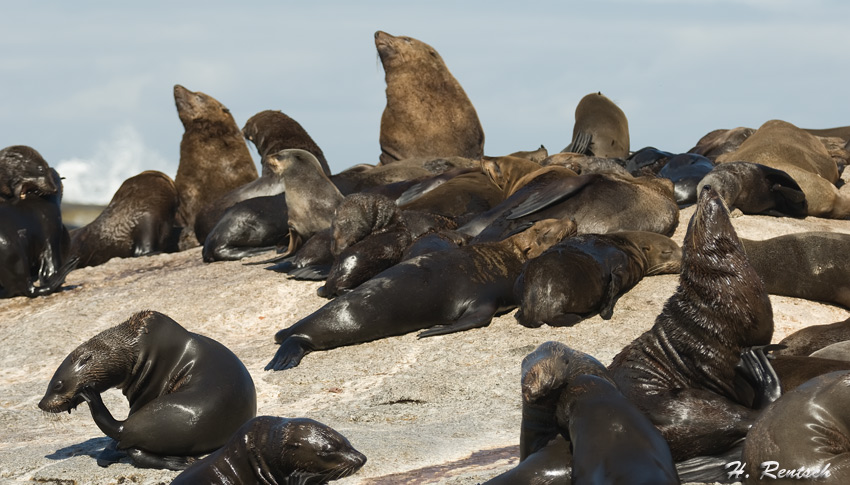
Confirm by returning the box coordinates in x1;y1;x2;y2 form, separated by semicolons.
608;185;778;461
741;232;850;309
0;168;76;298
266;218;577;371
274;148;344;256
38;310;257;470
70;170;178;268
0;145;58;201
741;371;850;484
696;161;807;217
242;109;331;175
173;84;258;249
716;119;850;218
562;92;630;159
171;415;367;484
514;231;681;328
375;30;484;164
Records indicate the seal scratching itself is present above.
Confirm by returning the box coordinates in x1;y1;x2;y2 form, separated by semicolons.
38;310;257;470
376;30;484;164
562;92;630;159
171;415;366;484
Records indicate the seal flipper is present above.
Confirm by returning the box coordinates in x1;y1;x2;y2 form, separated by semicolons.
30;256;78;297
96;439;128;468
734;346;782;409
125;448;194;471
563;130;593;155
265;337;311;371
598;268;627;320
506;175;595;221
417;302;498;338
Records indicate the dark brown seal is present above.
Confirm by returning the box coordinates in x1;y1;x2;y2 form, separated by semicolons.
0;168;76;298
38;310;257;470
69;171;178;268
171;415;366;484
740;371;850;484
741;232;850;309
608;185;776;461
716;119;850;218
242;109;331;175
562;92;630;159
173;84;258;249
375;30;484;164
697;161;807;217
266;218;577;370
201;193;289;262
274;148;344;256
0;145;58;201
514;231;681;328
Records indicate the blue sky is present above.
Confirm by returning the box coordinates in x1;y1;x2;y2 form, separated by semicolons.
2;1;848;203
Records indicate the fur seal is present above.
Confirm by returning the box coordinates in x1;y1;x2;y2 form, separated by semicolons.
696;161;807;217
173;84;258;249
170;415;367;484
542;152;630;176
38;310;257;470
398;170;504;221
809;341;850;361
0;145;58;201
375;31;484;164
514;231;681;328
688;127;755;161
266;218;577;371
773;318;850;357
242;109;331;175
741;232;850;308
562;92;630;159
463;169;679;242
741;371;850;484
716;119;850;218
657;153;715;206
0;168;76;298
625;146;673;176
69;171;178;268
273;149;344;256
202;193;289;262
608;185;777;461
509;145;549;163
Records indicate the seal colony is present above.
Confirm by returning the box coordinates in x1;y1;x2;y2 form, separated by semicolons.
4;28;850;484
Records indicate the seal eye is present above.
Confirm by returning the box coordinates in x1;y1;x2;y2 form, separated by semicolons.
52;380;64;392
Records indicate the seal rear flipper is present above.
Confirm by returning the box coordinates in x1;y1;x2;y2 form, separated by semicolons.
563;130;593;155
265;337;310;371
675;441;744;484
80;388;124;440
417;303;498;338
125;448;195;471
505;175;595;221
759;164;807;216
203;244;276;263
96;439;128;468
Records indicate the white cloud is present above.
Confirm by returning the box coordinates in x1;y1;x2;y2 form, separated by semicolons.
56;124;173;205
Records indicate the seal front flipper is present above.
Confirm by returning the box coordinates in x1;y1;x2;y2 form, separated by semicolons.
598;267;628;320
80;388;124;440
417;302;498;338
506;175;595;221
265;337;311;371
734;346;782;408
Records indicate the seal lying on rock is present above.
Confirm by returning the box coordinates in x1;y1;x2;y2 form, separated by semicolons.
608;185;778;461
266;218;577;371
38;310;257;470
170;415;367;484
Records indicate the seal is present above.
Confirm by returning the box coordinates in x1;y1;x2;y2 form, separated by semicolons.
562;92;630;159
625;146;673;176
508;145;549;163
773;318;850;357
741;371;850;484
266;218;577;371
0;168;77;298
375;30;484;164
514;231;681;328
657;153;715;206
242;109;331;175
741;232;850;309
809;341;850;361
273;149;344;256
38;310;257;470
202;193;289;262
486;341;679;485
398;170;504;221
170;415;367;485
463;169;679;243
766;353;850;392
608;185;777;461
0;145;58;201
481;156;554;199
69;171;178;268
688;127;755;161
696;161;807;217
173;84;258;249
716;119;850;218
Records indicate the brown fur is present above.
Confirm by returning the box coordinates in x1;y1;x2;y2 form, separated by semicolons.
375;31;484;165
173;85;257;249
563;92;630;159
242;110;330;175
688;127;755;161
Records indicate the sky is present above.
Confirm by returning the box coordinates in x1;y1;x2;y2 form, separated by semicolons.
2;1;849;204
